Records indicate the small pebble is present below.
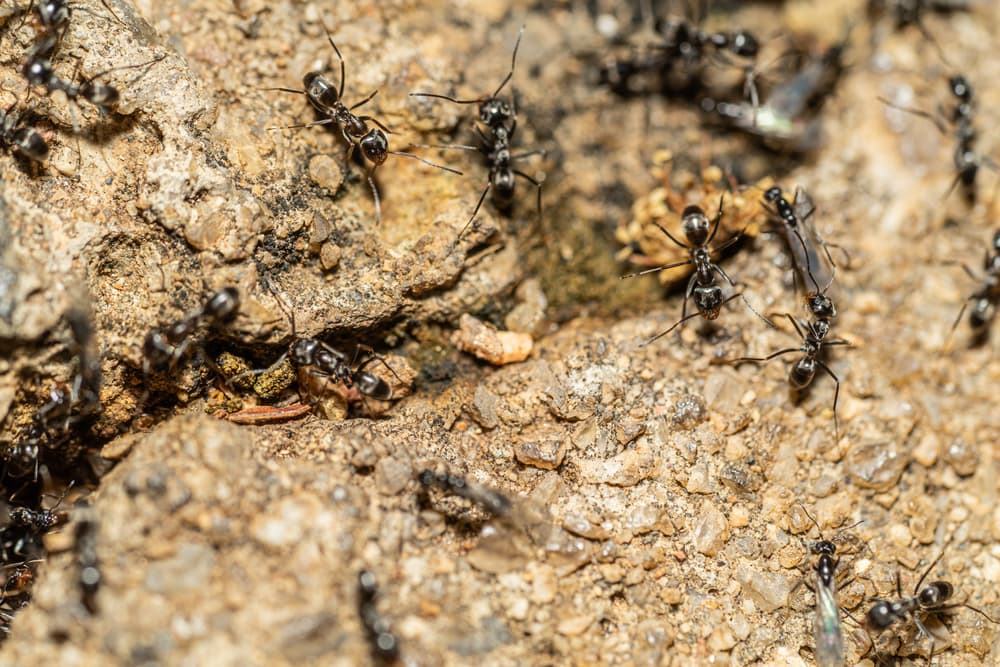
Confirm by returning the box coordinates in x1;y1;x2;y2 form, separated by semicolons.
513;437;568;470
943;439;978;476
452;313;533;365
307;155;344;193
736;566;790;612
693;503;730;556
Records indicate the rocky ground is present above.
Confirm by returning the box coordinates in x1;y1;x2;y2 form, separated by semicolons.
0;0;999;665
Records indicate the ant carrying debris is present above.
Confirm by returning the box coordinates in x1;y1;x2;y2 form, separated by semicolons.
621;196;746;346
760;185;845;292
798;509;865;667
143;287;240;377
0;102;48;163
864;540;999;665
701;36;847;153
947;229;1000;338
267;22;460;225
224;280;398;423
880;75;997;202
358;570;399;663
410;26;544;241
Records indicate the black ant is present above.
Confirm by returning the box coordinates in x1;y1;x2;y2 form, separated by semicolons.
730;300;850;436
73;502;99;614
228;280;397;412
760;185;846;293
598;0;760;101
867;0;969;61
23;34;123;113
410;26;544;241
798;509;865;667
701;36;847;153
267;22;460;226
864;541;999;665
23;0;125;35
358;570;399;663
143;287;240;376
418;469;511;517
621;197;746;346
8;483;72;534
5;309;100;481
880;75;997;202
868;0;969;28
0;101;48;163
948;229;1000;337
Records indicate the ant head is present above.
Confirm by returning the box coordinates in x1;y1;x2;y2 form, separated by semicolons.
303;72;340;108
12;128;49;163
867;600;896;629
693;285;724;318
360;129;388;165
205;287;240;325
479;98;512;128
731;31;759;58
763;186;783;203
949;75;972;102
681;205;711;246
918;582;953;608
807;293;836;319
810;539;836;557
355;371;392;401
290;339;319;367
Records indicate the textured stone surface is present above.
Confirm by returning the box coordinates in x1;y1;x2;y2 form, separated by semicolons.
1;1;999;666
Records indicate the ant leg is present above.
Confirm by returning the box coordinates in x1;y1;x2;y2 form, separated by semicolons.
714;264;737;287
640;310;705;348
491;24;525;98
267;117;337;132
388;151;462;175
649;221;691;251
262;86;307;96
350;89;379;111
620;258;694;280
355;349;402;385
912;615;936;667
366;166;381;226
317;21;347;101
816;360;841;439
778;313;807;340
408;92;481;105
512;168;543;229
511;149;546;160
731;347;801;365
226;351;291;389
357;114;392;134
455;182;491;243
878;97;948;135
706;195;725;245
